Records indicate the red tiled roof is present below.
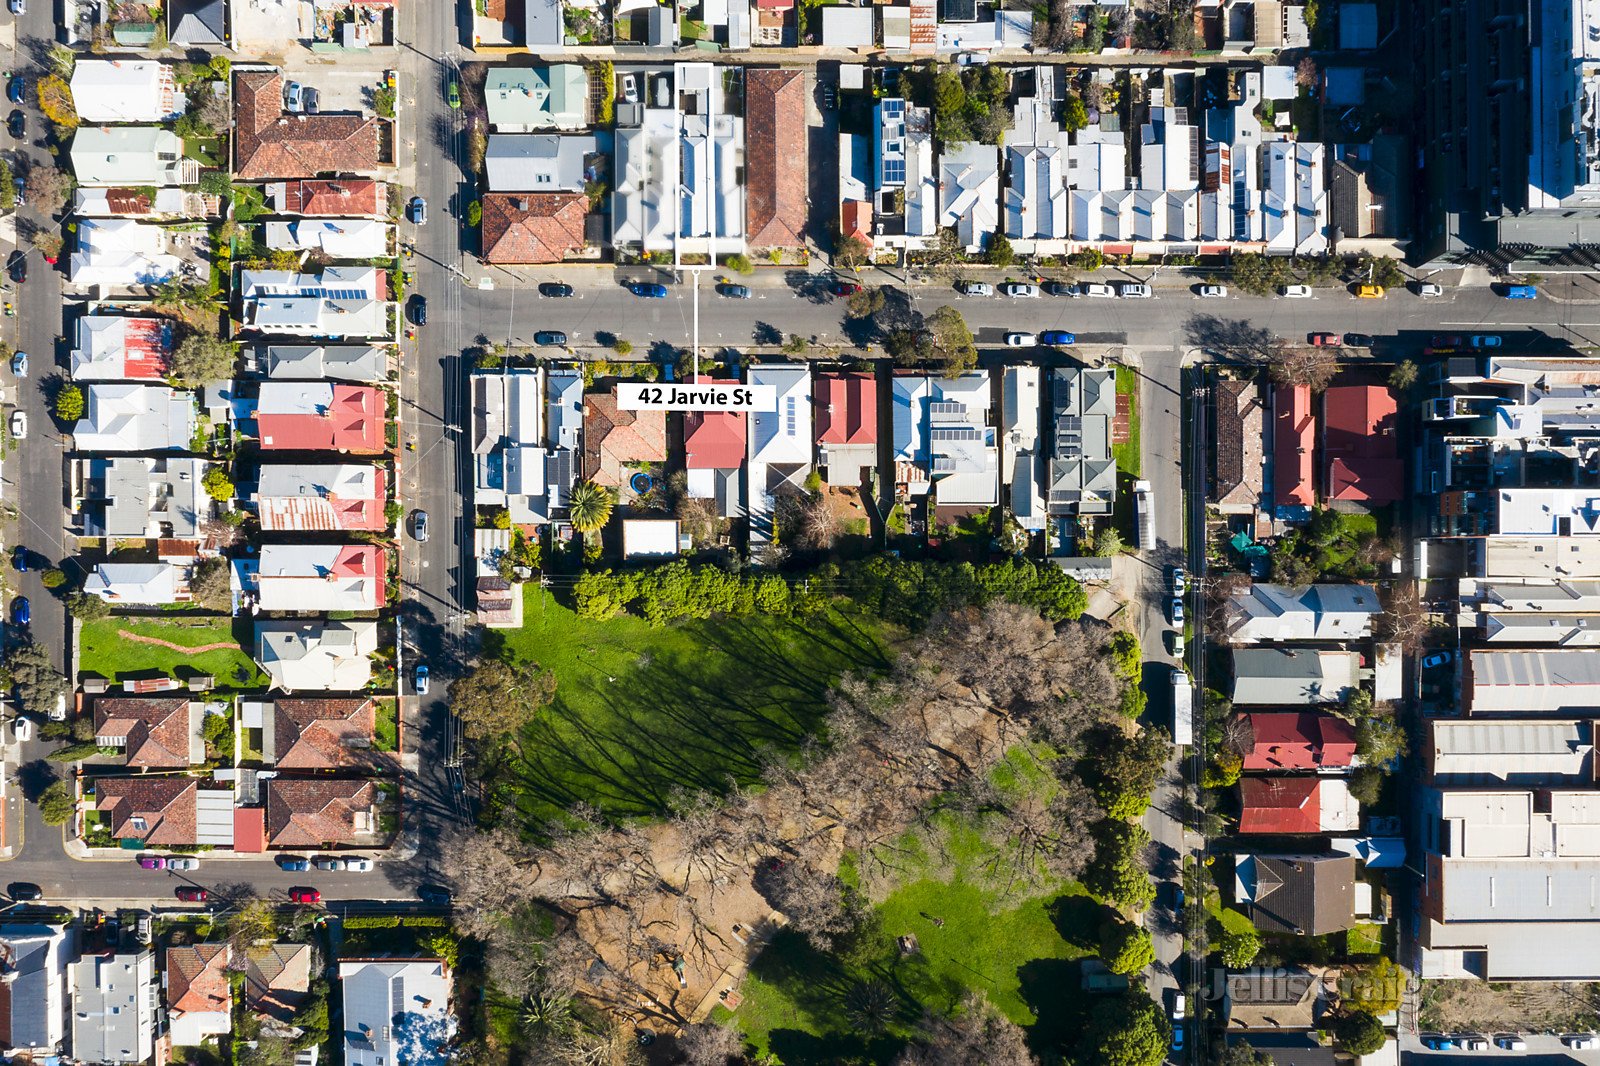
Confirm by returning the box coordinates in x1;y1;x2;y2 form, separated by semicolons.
745;70;807;249
815;372;877;445
282;179;384;217
1241;712;1358;771
257;385;384;453
264;778;377;848
272;698;382;770
480;193;588;264
1323;385;1401;504
841;200;873;248
1273;383;1314;508
684;378;747;470
94;696;192;769
95;778;198;846
234;71;381;180
582;393;667;486
234;808;266;853
104;189;155;215
167;944;233;1015
1239;777;1322;834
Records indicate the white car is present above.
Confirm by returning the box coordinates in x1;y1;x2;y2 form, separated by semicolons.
1459;1037;1488;1051
1000;282;1039;298
1118;282;1152;299
1494;1036;1526;1051
170;857;200;872
345;857;374;872
1198;284;1227;298
10;718;30;743
1280;284;1314;298
958;281;993;296
1416;282;1444;297
49;692;65;721
1004;332;1037;347
1080;282;1116;298
1171;993;1186;1021
1565;1035;1600;1050
8;410;24;440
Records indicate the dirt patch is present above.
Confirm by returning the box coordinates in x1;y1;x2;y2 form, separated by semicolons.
1419;979;1600;1033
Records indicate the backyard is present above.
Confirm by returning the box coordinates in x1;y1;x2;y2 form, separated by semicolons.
78;616;267;689
1113;364;1141;477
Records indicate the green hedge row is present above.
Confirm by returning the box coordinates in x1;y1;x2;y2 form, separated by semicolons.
342;915;451;930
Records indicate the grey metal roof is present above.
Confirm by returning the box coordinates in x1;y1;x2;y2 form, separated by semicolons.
1231;649;1361;705
264;345;388;383
170;0;225;44
1469;650;1600;713
71;951;155;1064
1431;719;1592;783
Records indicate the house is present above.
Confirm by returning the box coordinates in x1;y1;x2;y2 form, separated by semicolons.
484;135;598;192
747;365;812;547
238;267;389;339
70;61;180;123
83;562;185;605
1323;385;1401;505
233;71;381;180
1003;72;1068;249
263;697;381;769
821;5;874;45
1231;648;1361;704
243;544;387;612
1429;719;1594;784
266;179;388;218
242;944;311;1023
1239;712;1358;771
73;186;209;219
1417;788;1600;979
1238;777;1359;834
70;950;156;1065
0;925;74;1055
473;528;523;627
164;944;233;1046
684;381;748;518
70;127;197;187
815;372;877;488
263;344;389;383
1458;577;1600;645
253;463;387;532
254;383;385;454
94;778;236;847
1003;366;1045;532
745;69;807;249
74;456;205;540
480;192;590;264
1273;383;1314;515
169;0;227;45
622;518;684;559
935;7;1032;50
471;368;581;524
1223;967;1330;1030
71;316;174;381
893;372;997;507
485;66;589;131
68;219;182;289
263;218;392;259
93;696;203;768
1467;650;1600;714
1047;368;1116;517
340;958;455;1066
1213;377;1267;514
255;620;379;692
939;142;1001;252
867;97;938;252
611;69;679;253
581;391;667;486
263;778;380;848
73;384;196;453
1234;853;1357;936
1490;488;1600;537
1223;583;1381;643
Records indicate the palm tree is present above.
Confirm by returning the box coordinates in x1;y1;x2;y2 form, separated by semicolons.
568;480;615;534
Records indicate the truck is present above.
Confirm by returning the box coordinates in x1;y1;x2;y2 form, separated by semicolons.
1133;480;1155;552
1171;666;1194;746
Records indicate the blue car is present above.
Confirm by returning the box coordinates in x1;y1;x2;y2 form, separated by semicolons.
10;351;24;378
1503;284;1538;299
12;596;28;626
6;76;22;105
12;547;25;572
278;856;310;872
1422;1037;1456;1051
630;282;669;298
1040;330;1076;346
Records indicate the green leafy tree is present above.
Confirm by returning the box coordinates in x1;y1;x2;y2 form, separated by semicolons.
723;253;754;275
1388;359;1419;390
834;233;872;270
54;384;84;423
1091;524;1125;557
374;86;397;119
1348;765;1384;807
845;286;886;320
1100;920;1156;975
926;304;977;375
40;568;66;589
9;641;66;719
1063;94;1089;133
467;200;482;227
568;480;615;534
38;781;74;826
1341;958;1405;1014
1108;630;1141;681
1085;821;1156;911
1220;926;1263;967
987;233;1015;268
1076;993;1169;1066
932;64;970;143
0;159;15;212
1355;711;1407;767
1085;725;1170;820
449;658;558;743
1332;1011;1387;1056
170;332;238;386
201;465;235;501
65;592;110;621
1221;1042;1276;1066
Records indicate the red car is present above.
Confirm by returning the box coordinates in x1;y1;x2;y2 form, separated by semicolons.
288;887;322;904
830;281;862;297
175;887;208;902
1307;332;1341;347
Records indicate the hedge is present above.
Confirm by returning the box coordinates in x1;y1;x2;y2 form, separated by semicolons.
342;915;451;930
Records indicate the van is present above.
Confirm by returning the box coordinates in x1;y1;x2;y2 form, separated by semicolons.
1119;282;1152;299
1415;282;1444;297
1504;284;1539;299
1355;284;1386;298
1171;994;1186;1021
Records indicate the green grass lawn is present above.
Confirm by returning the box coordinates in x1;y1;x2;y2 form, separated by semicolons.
484;587;892;823
373;697;399;752
1113;365;1141;477
183;135;224;168
1345;922;1385;957
78;616;267;689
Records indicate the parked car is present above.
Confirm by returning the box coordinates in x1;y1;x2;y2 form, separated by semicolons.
538;282;574;298
1171;993;1186;1021
11;717;30;743
412;509;430;542
313;857;344;872
533;331;567;347
1169;596;1184;625
1429;334;1464;348
447;72;461;109
414;663;430;695
6;110;21;140
1168;629;1185;656
284;81;305;112
49;692;64;721
170;857;200;872
418;884;453;905
829;280;862;297
1355;284;1386;298
278;856;310;872
1039;330;1076;345
1197;284;1227;298
1000;282;1039;298
957;280;992;296
1565;1035;1600;1050
1308;332;1341;347
717;283;751;299
288;887;322;904
10;351;23;378
345;857;374;872
1280;284;1314;298
12;596;28;626
1080;282;1116;298
10;410;25;440
9;0;26;15
1469;334;1502;347
175;887;209;902
1503;284;1539;299
1003;332;1037;347
1342;333;1374;347
1118;282;1152;298
630;282;669;298
1422;650;1454;669
1494;1036;1527;1050
1459;1037;1489;1050
1171;566;1187;595
407;295;427;326
5;76;22;104
1170;1026;1184;1052
8;252;24;283
408;196;427;225
137;856;170;870
7;883;41;902
1422;1037;1456;1051
11;546;24;571
1415;281;1444;296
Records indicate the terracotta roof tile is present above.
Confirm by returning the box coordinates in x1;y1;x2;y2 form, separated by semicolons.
167;944;233;1015
234;72;381;180
745;70;808;249
582;392;667;486
480;192;589;264
93;696;194;768
272;698;382;770
264;778;377;848
95;778;198;846
282;179;384;216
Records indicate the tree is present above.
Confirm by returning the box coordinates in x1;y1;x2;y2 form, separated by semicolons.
39;780;74;825
1062;94;1089;133
53;384;84;422
722;253;754;275
926;305;977;375
1084;725;1170;821
834;233;872;270
987;233;1015;268
1100;919;1156;975
171;332;238;386
1220;926;1263;967
1295;56;1319;88
30;230;63;259
567;480;615;534
674;1021;746;1065
931;64;970;144
1358;254;1406;290
0;159;15;213
189;557;232;612
1075;993;1169;1066
1342;958;1404;1014
25;164;75;217
1355;712;1406;768
9;641;65;719
755;858;861;950
1091;524;1124;557
1332;1011;1387;1056
1388;359;1419;390
782;333;809;356
374;85;397;118
466;200;482;227
1267;341;1339;391
611;338;633;356
39;568;66;589
896;992;1038;1066
1085;820;1156;911
844;286;886;320
449;658;558;743
65;592;110;621
1348;765;1384;807
36;75;78;133
1221;1042;1277;1066
201;465;235;501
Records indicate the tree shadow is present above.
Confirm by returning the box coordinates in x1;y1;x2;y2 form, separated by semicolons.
1048;893;1113;952
1017;957;1090;1059
16;759;56;803
1183;314;1274;361
752;321;782;346
787;270;834;306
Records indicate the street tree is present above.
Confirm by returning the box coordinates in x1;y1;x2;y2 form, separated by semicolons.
1100;919;1156;975
1085;820;1156;911
1084;724;1170;820
1388;359;1419;390
834;234;872;271
449;658;558;743
9;641;66;719
844;286;886;319
1267;340;1339;391
1075;992;1169;1066
53;384;84;422
65;592;110;622
926;305;977;375
38;780;74;825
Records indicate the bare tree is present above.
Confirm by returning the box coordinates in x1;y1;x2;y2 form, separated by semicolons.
673;1022;746;1066
775;491;838;552
1296;56;1319;87
894;992;1039;1066
1378;579;1433;653
754;857;861;950
1267;340;1340;391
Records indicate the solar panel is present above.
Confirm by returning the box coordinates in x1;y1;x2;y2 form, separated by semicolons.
930;426;981;441
882;159;906;184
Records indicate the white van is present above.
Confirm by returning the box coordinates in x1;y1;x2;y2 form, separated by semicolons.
1119;282;1152;298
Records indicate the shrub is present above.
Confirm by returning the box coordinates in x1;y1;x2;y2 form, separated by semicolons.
723;253;754;275
466;200;482;227
1220;926;1262;968
40;568;66;589
201;465;235;501
54;384;85;422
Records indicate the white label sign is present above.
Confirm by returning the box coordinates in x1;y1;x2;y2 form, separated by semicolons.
616;382;778;412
